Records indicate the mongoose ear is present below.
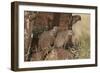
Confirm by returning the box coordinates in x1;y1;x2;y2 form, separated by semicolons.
72;15;81;25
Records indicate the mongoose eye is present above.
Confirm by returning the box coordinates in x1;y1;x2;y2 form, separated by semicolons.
31;33;33;38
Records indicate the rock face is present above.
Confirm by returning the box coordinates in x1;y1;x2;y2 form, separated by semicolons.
24;11;81;61
24;12;35;61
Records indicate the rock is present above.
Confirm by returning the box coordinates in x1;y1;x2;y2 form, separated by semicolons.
45;48;74;60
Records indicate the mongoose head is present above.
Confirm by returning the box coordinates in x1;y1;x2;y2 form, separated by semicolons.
72;15;81;24
50;26;58;36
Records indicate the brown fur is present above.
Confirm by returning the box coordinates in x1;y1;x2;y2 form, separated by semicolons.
38;27;58;50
